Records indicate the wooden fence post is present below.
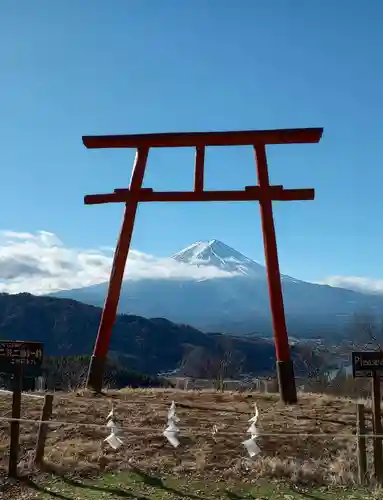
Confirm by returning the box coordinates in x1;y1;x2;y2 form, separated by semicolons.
8;365;22;478
356;403;367;484
35;394;54;466
372;374;383;485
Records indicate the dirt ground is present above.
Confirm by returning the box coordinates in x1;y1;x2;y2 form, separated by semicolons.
0;389;374;487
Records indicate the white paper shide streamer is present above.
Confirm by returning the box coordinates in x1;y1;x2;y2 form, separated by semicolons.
242;403;261;457
104;406;123;450
163;401;180;448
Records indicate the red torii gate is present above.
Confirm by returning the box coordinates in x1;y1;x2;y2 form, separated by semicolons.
82;127;323;404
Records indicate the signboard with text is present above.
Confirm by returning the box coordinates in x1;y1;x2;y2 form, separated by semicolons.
0;341;43;375
352;351;383;378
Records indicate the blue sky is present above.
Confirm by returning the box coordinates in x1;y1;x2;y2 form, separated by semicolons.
1;0;383;287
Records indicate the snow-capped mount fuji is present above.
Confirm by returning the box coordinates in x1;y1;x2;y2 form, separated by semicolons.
172;239;266;277
172;240;301;285
50;240;383;339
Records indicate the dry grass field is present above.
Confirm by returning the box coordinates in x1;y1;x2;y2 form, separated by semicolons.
0;389;379;498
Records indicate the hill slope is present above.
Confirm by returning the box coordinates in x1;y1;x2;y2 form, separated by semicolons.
0;293;314;377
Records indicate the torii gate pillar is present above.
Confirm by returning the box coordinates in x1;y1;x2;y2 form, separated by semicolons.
82;128;323;404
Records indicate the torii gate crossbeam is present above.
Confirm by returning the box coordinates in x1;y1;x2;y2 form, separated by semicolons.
82;127;323;404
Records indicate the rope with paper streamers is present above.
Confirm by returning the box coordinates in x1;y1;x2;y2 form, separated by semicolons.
102;400;182;450
104;405;124;450
0;391;368;443
242;403;261;457
0;413;371;438
163;400;180;448
210;403;262;457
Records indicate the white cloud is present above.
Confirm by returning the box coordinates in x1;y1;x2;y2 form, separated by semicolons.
0;230;237;295
3;230;382;297
320;275;383;294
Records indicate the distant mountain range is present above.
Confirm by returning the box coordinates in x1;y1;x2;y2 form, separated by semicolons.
0;293;315;377
51;240;383;339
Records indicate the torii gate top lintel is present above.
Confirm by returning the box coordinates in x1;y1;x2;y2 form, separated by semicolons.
83;127;323;206
82;127;323;149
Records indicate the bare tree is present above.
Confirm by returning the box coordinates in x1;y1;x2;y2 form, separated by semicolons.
295;313;383;396
44;356;88;391
179;342;243;391
349;312;383;350
179;346;215;379
213;346;244;392
295;344;335;392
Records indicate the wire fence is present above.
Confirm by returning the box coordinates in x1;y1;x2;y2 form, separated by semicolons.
0;414;374;438
0;389;373;437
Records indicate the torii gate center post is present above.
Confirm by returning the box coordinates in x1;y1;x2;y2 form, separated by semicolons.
82;128;323;404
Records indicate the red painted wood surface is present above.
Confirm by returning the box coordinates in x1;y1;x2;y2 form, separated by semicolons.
84;187;315;205
82;127;323;149
254;144;291;362
194;147;205;192
92;148;149;358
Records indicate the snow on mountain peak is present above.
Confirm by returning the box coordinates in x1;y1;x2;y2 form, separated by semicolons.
171;240;266;276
